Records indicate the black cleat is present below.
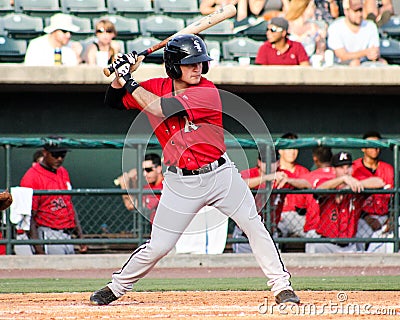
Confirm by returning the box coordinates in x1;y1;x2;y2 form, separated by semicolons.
275;290;300;304
90;286;118;305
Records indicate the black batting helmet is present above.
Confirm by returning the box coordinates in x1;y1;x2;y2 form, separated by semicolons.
163;34;212;79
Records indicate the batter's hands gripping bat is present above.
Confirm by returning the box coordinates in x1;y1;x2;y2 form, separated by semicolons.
103;3;237;77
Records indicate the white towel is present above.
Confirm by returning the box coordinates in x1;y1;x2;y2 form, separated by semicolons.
10;187;33;231
175;206;228;254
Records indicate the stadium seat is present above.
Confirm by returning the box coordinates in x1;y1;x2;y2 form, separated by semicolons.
125;36;164;64
222;37;263;63
188;16;235;42
380;37;400;65
0;0;14;16
44;15;93;41
0;13;43;40
240;19;268;41
60;0;108;18
380;15;400;40
0;35;27;62
139;15;184;38
13;0;61;18
93;15;140;40
107;0;154;19
153;0;200;19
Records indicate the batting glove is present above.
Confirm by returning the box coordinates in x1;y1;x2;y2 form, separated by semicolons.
112;51;139;77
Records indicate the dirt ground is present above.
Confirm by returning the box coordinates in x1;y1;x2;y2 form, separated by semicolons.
0;267;398;319
0;291;398;319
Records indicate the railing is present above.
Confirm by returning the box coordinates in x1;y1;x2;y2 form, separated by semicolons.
1;137;399;254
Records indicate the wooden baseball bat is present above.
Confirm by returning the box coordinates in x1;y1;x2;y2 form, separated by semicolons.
103;3;237;77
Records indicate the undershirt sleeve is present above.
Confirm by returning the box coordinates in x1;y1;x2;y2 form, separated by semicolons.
104;85;126;110
161;97;188;118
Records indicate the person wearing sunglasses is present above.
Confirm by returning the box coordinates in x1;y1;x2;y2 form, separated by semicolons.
255;17;311;65
327;0;387;66
116;153;164;224
25;13;82;66
84;19;122;66
19;136;87;255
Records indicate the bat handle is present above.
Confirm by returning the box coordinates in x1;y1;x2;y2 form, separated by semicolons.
102;49;151;77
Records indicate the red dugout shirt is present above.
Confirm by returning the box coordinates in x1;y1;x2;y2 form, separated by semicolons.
240;166;293;226
20;163;76;230
301;167;336;232
255;39;310;65
122;77;226;170
143;179;163;224
315;168;367;238
352;158;394;215
281;163;310;212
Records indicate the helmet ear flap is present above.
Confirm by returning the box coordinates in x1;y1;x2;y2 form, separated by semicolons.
171;64;182;79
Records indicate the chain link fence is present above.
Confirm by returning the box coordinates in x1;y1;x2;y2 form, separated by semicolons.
1;137;399;254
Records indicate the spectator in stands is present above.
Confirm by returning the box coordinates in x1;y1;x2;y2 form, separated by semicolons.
20;136;87;254
306;151;385;253
353;131;394;252
285;0;328;59
255;17;311;65
24;13;82;66
314;0;340;24
277;133;311;238
116;153;164;224
364;0;394;27
83;19;121;67
327;0;387;66
247;0;289;21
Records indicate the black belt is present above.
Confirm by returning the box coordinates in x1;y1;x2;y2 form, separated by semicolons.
168;157;226;176
50;227;74;235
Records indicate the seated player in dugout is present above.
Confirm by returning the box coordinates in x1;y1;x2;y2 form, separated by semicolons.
115;153;164;224
233;147;311;253
306;151;385;253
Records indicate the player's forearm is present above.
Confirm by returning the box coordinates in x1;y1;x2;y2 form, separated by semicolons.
361;177;385;189
287;178;312;189
317;176;344;189
131;87;165;117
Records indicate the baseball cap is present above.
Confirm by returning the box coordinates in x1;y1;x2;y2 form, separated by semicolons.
331;152;353;167
43;136;69;153
342;0;364;10
269;17;289;32
44;13;80;34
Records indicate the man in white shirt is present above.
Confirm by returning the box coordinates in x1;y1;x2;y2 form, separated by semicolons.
327;0;387;66
24;13;81;66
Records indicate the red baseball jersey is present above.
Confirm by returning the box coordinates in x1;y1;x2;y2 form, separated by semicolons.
281;163;310;212
314;169;367;238
255;39;310;65
122;77;226;170
352;158;394;215
143;179;163;224
301;167;336;232
240;166;293;226
20;163;76;230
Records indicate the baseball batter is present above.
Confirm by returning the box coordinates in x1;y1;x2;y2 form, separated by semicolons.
90;34;300;306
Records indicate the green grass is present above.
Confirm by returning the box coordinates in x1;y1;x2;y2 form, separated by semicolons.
0;276;399;293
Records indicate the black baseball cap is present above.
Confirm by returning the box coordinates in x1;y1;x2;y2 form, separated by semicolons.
43;136;69;153
331;152;352;167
